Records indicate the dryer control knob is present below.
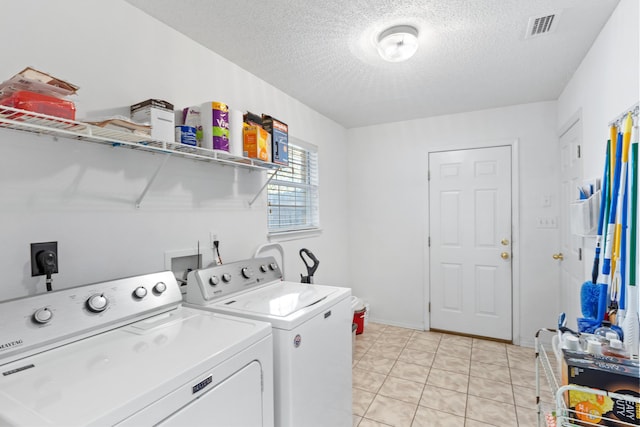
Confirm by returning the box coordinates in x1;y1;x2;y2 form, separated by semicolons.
33;307;53;324
260;264;268;273
133;286;148;299
153;282;167;294
269;263;277;271
87;294;108;313
209;276;220;286
222;273;232;283
241;267;252;279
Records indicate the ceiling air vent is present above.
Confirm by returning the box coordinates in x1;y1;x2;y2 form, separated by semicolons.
525;12;561;39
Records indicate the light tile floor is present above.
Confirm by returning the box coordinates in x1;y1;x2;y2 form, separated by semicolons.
352;323;554;427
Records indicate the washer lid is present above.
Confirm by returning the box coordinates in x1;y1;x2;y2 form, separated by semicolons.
220;282;338;316
0;307;271;426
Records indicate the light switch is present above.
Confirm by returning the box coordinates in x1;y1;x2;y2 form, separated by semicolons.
536;216;557;228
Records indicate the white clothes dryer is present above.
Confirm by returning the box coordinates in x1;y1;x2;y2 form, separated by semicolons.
185;257;352;427
0;271;274;426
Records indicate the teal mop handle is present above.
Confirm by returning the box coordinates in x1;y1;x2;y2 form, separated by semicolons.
593;140;610;283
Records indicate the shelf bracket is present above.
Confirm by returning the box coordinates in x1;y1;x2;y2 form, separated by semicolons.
136;153;172;208
248;168;280;207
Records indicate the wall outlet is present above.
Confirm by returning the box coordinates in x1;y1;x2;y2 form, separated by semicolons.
536;216;557;228
30;241;59;276
210;231;219;247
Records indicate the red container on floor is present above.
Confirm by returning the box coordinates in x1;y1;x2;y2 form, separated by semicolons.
0;90;76;120
353;308;366;334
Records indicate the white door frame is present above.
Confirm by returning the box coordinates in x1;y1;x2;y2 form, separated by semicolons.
557;109;584;329
424;139;521;344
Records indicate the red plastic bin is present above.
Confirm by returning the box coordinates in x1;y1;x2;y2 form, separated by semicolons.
0;90;76;120
353;308;366;335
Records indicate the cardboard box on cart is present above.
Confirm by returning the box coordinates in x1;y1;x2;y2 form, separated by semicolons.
562;349;640;426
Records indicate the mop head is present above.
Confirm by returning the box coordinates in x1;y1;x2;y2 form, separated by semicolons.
580;281;600;319
577;317;600;334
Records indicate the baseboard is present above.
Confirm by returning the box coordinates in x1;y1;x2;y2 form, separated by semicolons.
368;317;424;331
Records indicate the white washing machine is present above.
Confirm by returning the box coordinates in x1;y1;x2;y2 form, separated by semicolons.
0;271;274;426
184;257;352;427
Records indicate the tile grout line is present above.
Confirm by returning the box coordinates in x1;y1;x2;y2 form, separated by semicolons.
355;326;537;427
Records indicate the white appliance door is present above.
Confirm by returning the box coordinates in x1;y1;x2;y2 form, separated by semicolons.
275;297;352;427
157;361;263;427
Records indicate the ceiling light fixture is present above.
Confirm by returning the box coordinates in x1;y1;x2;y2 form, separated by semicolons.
377;25;419;62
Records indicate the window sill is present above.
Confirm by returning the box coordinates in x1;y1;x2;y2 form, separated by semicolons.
268;228;323;242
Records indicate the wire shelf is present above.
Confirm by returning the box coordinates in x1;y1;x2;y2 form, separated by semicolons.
0;106;280;172
555;384;640;427
536;328;640;427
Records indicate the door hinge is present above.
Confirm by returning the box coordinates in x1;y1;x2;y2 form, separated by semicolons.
428;302;431;313
428;236;431;247
428;170;431;181
578;248;582;261
577;145;581;159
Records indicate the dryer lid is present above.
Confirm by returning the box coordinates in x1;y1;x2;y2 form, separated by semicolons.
220;282;338;316
0;307;271;426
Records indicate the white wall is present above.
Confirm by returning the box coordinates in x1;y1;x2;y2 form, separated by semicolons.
347;101;560;345
1;0;634;349
558;0;639;176
557;0;639;320
0;0;349;301
345;0;638;345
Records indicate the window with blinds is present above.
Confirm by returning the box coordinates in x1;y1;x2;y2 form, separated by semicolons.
267;143;319;233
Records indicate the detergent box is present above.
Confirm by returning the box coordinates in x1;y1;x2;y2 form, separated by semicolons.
562;349;639;426
261;114;288;166
243;123;269;162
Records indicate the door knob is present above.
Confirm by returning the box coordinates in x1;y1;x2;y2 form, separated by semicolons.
501;238;509;246
552;253;564;261
500;252;510;260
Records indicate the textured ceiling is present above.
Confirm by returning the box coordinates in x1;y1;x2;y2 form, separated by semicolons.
126;0;619;129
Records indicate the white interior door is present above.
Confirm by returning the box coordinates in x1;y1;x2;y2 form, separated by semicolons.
429;146;512;341
559;119;584;330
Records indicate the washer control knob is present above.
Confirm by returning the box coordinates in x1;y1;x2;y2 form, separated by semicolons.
153;282;167;294
209;276;220;286
33;307;53;324
87;294;108;313
260;264;268;273
133;286;148;299
269;263;277;271
222;273;232;283
241;267;252;279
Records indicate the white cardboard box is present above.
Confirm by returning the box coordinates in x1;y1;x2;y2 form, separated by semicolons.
130;99;174;143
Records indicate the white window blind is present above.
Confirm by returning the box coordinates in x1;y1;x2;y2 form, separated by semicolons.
267;143;319;233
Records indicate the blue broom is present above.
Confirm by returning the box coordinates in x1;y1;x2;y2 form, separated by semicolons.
578;132;621;333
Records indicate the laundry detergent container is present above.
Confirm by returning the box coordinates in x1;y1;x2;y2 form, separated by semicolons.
351;296;366;335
